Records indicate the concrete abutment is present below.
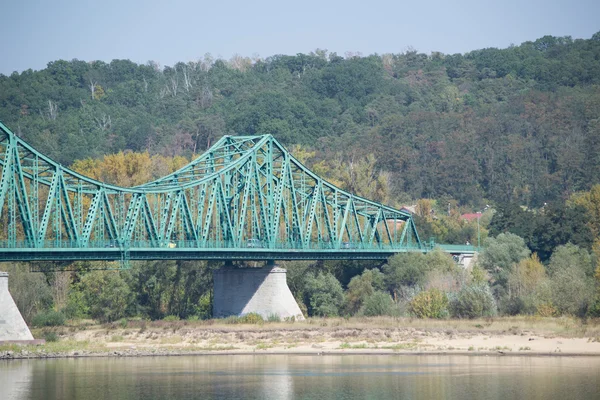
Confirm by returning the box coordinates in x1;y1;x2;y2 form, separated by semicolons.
0;271;35;342
213;263;305;321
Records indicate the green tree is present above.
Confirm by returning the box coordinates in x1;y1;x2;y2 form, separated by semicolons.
450;284;497;319
478;233;530;291
77;271;134;322
344;269;385;315
303;272;344;317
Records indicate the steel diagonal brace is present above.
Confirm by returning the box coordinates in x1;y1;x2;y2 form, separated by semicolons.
102;192;118;241
37;171;60;244
368;209;382;245
253;157;271;245
81;189;103;245
165;192;182;242
337;196;351;247
303;181;321;247
270;154;288;243
180;192;198;242
0;137;14;220
12;144;35;244
58;171;80;243
201;181;218;245
235;162;252;246
122;194;144;243
141;195;159;244
158;192;173;241
216;178;234;244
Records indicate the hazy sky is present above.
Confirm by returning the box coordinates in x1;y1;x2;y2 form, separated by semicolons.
1;0;598;75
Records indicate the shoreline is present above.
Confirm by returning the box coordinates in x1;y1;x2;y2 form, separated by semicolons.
3;349;600;360
2;316;600;360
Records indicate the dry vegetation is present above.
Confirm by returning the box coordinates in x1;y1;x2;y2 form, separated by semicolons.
3;316;598;359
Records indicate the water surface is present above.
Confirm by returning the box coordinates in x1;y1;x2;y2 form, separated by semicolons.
1;355;599;399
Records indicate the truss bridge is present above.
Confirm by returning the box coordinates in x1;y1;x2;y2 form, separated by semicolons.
0;121;474;265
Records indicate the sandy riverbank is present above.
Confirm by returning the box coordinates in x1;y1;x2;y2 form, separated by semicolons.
2;316;600;359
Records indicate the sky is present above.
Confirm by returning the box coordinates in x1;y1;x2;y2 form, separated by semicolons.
0;0;598;75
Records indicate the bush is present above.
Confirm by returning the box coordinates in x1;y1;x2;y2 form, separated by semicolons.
42;330;59;342
450;285;497;319
239;313;264;324
223;313;265;324
360;291;395;316
586;295;600;318
267;314;281;322
31;310;66;327
408;289;449;319
77;271;135;322
304;272;345;317
549;267;593;316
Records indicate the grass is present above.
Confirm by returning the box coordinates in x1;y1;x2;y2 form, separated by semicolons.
381;343;418;351
339;342;369;349
159;335;183;345
1;340;106;355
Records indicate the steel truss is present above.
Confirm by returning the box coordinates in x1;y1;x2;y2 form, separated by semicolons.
0;121;434;263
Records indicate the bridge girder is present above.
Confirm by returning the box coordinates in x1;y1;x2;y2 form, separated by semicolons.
0;121;433;262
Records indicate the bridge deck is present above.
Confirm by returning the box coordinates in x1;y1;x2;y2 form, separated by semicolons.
0;240;476;262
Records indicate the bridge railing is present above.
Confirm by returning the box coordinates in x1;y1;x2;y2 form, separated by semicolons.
0;239;428;252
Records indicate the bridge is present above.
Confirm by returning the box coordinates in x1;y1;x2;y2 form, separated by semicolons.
0;121;474;264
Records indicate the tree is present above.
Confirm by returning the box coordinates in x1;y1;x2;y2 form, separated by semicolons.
344;269;385;315
478;233;530;291
303;272;344;317
450;284;497;319
547;244;594;278
77;271;134;322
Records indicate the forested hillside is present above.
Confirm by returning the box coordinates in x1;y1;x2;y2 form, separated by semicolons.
1;33;600;207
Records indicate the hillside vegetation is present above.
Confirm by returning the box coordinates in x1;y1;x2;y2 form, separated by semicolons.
1;33;600;207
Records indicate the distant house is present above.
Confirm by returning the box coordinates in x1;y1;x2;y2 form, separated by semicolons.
460;212;482;222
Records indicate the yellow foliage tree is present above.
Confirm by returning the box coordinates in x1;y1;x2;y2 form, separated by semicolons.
71;152;189;187
508;253;546;298
570;184;600;237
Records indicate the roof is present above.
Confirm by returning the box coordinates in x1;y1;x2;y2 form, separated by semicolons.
461;213;482;221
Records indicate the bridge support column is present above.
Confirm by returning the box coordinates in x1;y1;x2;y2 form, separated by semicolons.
0;271;35;342
213;262;305;321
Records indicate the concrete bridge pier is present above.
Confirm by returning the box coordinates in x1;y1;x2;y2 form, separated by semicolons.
212;261;305;321
0;271;35;342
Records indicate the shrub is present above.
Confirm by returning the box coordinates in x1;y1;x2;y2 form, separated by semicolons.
31;310;66;327
78;271;135;322
360;291;395;316
222;313;264;324
239;313;264;324
267;314;281;322
163;315;180;322
450;284;497;319
304;272;344;317
42;330;59;342
536;302;559;317
586;295;600;318
408;289;449;319
548;265;594;316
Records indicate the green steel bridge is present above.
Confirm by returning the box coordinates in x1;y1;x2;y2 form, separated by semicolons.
0;121;474;265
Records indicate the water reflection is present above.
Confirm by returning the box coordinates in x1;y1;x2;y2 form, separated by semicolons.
0;360;33;400
1;355;599;400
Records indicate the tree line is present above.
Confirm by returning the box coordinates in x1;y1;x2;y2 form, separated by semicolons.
1;33;600;207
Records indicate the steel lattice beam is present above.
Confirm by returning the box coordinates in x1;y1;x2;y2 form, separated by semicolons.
0;121;475;263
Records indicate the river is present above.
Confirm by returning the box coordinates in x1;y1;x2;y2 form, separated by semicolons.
1;355;599;399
